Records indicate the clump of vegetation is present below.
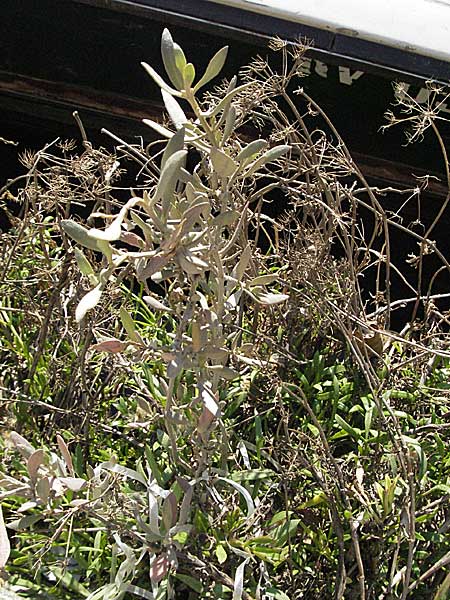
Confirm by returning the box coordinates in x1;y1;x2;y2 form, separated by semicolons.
1;30;450;600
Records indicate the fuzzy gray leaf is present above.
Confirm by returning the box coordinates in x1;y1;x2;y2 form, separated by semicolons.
61;220;99;252
210;147;237;179
161;90;188;130
161;29;184;90
75;285;103;322
194;46;228;92
141;61;182;97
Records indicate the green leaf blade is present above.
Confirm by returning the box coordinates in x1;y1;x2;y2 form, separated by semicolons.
161;28;184;90
194;45;229;92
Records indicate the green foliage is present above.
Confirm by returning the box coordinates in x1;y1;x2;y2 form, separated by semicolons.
1;28;450;600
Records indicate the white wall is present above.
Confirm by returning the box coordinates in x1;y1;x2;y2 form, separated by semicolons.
206;0;450;63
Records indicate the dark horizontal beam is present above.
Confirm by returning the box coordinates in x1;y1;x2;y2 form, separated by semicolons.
0;71;446;200
74;0;450;84
352;151;448;199
0;71;160;122
0;71;161;140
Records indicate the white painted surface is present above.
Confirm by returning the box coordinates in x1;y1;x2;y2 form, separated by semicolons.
206;0;450;63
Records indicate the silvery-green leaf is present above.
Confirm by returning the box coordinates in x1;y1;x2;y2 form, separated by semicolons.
183;63;196;89
208;365;240;380
202;83;254;118
155;149;187;211
27;449;45;481
131;212;155;244
138;255;171;281
123;584;155;599
143;295;173;312
59;477;86;492
98;461;147;486
194;45;228;92
167;354;184;379
17;501;37;513
226;291;240;309
161;29;184;90
36;477;50;503
162;90;188;130
143;204;166;234
178;481;194;525
191;321;202;352
190;172;210;193
89;199;138;242
7;514;43;531
74;248;95;277
162;492;178;530
8;431;35;458
185;182;204;204
91;338;128;353
212;210;240;228
96;266;115;288
86;583;117;600
173;43;187;73
231;469;275;482
252;290;289;306
200;385;219;416
120;306;142;343
245;145;291;178
178;168;195;186
134;510;160;541
121;231;144;248
75;285;103;322
176;253;194;276
0;486;30;499
178;251;209;275
199;346;228;362
198;385;220;434
216;477;255;517
148;492;161;537
197;406;216;435
141;62;182;97
162;126;185;169
182;202;209;233
96;240;113;263
61;220;99;251
232;243;252;282
249;274;279;286
232;557;250;600
210;147;237;179
57;434;74;475
237;139;268;163
222;104;236;144
234;354;268;368
142;119;174;139
227;75;237;92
